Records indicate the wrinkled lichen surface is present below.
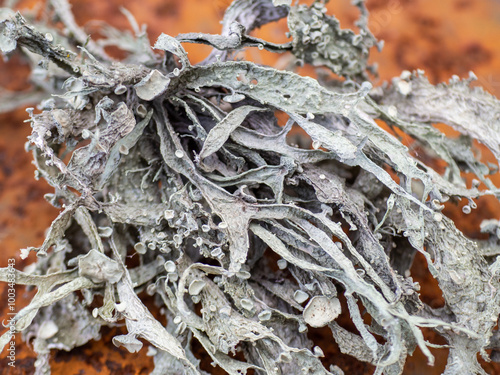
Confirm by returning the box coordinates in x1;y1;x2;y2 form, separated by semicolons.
1;1;500;374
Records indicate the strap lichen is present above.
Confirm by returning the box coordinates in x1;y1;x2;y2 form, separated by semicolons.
1;1;500;374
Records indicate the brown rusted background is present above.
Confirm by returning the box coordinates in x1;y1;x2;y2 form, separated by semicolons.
1;0;500;374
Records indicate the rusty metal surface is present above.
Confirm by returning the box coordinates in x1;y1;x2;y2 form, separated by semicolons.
1;0;499;374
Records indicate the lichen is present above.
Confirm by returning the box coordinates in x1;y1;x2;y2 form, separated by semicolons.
1;1;500;374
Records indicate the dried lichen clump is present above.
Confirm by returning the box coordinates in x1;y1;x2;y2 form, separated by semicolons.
1;0;500;374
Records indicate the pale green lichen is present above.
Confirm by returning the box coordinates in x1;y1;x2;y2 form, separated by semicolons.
1;1;500;374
